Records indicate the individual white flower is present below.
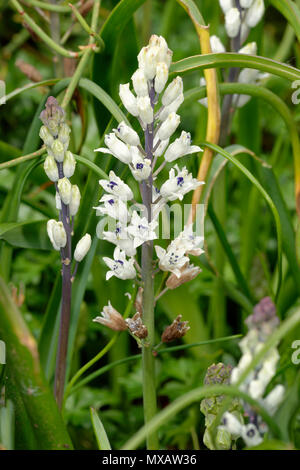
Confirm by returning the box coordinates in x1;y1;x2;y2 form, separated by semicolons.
155;244;189;277
262;384;285;416
40;125;54;147
57;177;72;205
114;121;140;147
95;132;132;164
69;184;81;217
238;41;257;55
103;246;136;280
153;136;169;157
149;34;172;67
157;112;180;141
221;412;243;440
102;222;136;257
240;0;253;7
154;62;169;93
164;131;202;162
127;211;158;248
51;139;65;163
210;35;226;54
159;93;184;121
130;147;152;182
47;219;67;250
219;0;234;14
245;0;265;28
137;96;153;125
74;233;91;262
99;171;134;201
44;155;59;182
172;224;204;256
94;194;129;224
162;76;183;107
131;68;148;97
119;83;139;116
58;123;71;149
225;8;241;38
93;301;128;331
63;150;76;178
160;165;203;201
137;45;159;80
241;423;263;447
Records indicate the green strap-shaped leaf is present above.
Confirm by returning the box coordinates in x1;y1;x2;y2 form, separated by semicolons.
269;0;300;43
90;408;111;450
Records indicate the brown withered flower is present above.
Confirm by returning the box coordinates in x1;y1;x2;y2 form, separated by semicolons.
126;312;148;339
166;262;201;290
93;301;127;331
161;315;190;343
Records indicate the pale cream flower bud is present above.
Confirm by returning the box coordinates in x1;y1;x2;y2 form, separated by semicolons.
225;8;241;38
219;0;234;14
245;0;265;28
47;219;59;250
210;35;226;54
47;219;67;250
238;41;257;55
51;139;65;162
44;155;59;182
159;93;184;121
115;121;140;146
131;68;148;97
57;177;72;205
157;112;180;141
63;150;76;178
137;96;153;124
39;125;54;147
162;76;183;106
74;233;91;262
119;83;139;116
137;46;159;80
240;0;253;7
69;184;81;216
58;122;71;148
154;62;169;93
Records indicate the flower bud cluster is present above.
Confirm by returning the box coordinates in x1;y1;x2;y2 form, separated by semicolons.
220;0;265;40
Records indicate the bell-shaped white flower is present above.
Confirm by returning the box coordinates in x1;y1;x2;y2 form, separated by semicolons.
159;93;184;121
219;0;234;14
137;96;153;125
160;165;203;201
74;233;91;262
157;112;180;141
119;83;139;116
131;68;148;97
245;0;265;28
127;211;158;248
130;148;152;182
103;246;136;281
172;224;204;256
57;177;72;205
44;155;59;182
114;122;140;147
238;41;257;55
154;62;169;93
40;125;54;147
69;184;81;216
102;222;136;257
63;150;76;178
164;131;202;162
47;219;67;250
155;244;189;278
210;35;226;54
153;136;169;157
95;132;132;164
51;139;65;162
225;8;241;38
162;76;183;107
99;171;133;201
94;194;129;224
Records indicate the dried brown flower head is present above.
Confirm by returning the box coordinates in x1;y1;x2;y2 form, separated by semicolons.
161;314;190;343
166;262;201;290
126;312;148;339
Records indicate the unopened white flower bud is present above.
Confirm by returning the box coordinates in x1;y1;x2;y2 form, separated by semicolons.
57;177;72;205
157;112;180;141
137;46;159;80
115;121;140;146
154;62;169;93
153;137;169;157
44;155;59;182
245;0;265;28
51;139;65;162
47;220;59;250
137;96;153;124
55;192;62;210
63;150;76;178
47;219;66;250
238;41;257;55
219;0;234;14
131;69;148;97
162;76;183;106
104;133;132;163
240;0;253;7
225;8;241;38
159;93;184;121
119;83;139;116
74;233;91;262
39;125;54;147
149;35;171;65
58;123;71;147
210;35;226;54
69;184;81;216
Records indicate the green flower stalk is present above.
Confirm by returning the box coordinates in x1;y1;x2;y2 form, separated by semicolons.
39;97;91;408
